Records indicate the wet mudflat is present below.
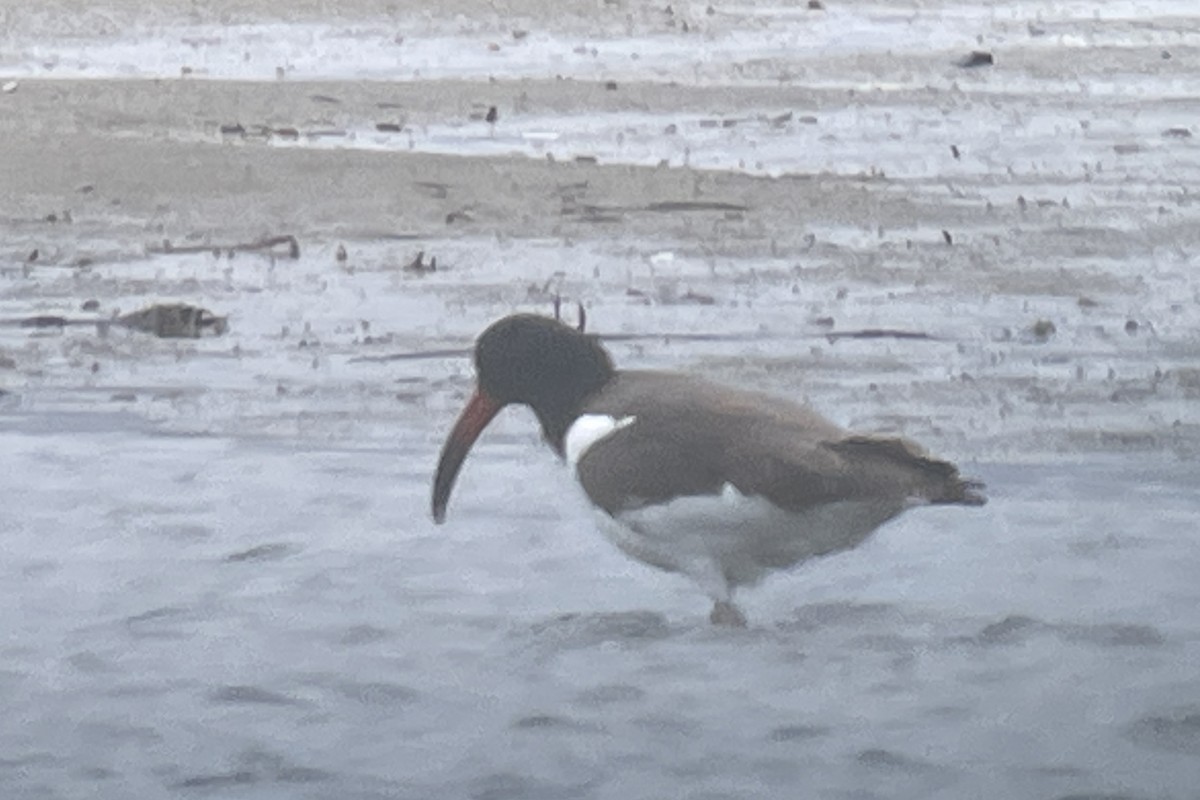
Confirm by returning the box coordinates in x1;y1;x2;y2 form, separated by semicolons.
2;1;1200;798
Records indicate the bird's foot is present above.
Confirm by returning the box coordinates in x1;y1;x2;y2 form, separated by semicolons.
710;601;748;628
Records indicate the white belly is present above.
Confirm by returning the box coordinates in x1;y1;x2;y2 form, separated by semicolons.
582;482;906;599
561;413;908;600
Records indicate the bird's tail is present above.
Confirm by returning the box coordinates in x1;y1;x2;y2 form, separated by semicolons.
831;436;987;507
934;476;987;506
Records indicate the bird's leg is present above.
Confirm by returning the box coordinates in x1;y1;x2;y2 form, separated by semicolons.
692;563;745;627
710;600;748;627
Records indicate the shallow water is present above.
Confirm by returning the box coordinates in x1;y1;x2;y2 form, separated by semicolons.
3;412;1200;799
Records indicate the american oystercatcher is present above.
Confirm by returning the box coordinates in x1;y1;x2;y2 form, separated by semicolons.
432;314;985;625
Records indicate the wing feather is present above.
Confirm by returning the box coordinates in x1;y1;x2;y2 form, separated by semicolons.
574;371;985;513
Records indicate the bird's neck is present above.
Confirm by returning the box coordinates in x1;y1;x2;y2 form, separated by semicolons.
537;410;573;458
533;374;613;457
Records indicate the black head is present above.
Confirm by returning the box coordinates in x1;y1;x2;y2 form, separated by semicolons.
473;314;614;417
431;314;615;523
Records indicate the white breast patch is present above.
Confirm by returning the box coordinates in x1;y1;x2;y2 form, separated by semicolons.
564;414;637;467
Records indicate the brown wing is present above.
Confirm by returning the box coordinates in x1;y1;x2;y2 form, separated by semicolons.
575;371;985;514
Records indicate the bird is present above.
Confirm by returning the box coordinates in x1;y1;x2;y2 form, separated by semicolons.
431;314;986;626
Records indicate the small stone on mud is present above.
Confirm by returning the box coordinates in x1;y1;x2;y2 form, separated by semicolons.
1031;319;1056;341
117;303;227;338
958;50;994;68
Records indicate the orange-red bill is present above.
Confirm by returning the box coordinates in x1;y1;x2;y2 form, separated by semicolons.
431;388;503;523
